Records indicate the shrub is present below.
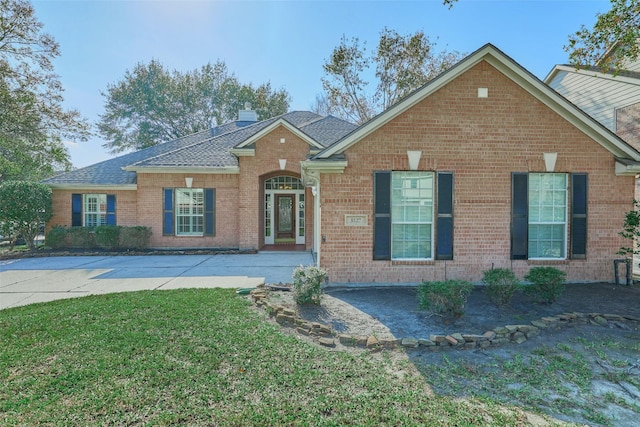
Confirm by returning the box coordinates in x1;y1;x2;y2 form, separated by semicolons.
45;226;69;249
291;265;327;305
482;268;521;307
119;226;151;249
68;226;95;249
418;279;473;318
524;266;566;304
95;226;122;250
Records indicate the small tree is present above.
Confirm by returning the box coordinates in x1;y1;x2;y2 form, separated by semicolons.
0;181;53;250
618;199;640;259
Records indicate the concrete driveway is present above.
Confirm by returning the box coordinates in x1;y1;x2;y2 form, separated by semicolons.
0;251;314;310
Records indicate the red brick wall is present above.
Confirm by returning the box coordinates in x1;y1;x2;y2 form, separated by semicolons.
237;126;315;250
49;189;138;230
318;61;635;284
136;173;239;248
616;101;640;150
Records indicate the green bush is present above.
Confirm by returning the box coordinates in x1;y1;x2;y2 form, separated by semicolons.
42;226;151;250
119;226;152;249
45;226;69;249
292;265;327;305
524;266;566;304
482;268;521;307
418;279;473;318
68;226;95;249
95;226;122;250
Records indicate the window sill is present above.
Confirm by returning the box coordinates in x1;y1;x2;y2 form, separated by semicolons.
391;260;435;266
527;259;569;265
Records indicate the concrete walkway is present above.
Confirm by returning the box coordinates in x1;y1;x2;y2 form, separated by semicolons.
0;252;314;310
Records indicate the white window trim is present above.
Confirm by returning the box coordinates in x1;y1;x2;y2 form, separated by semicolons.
175;188;204;236
390;171;434;261
528;173;568;260
83;194;107;227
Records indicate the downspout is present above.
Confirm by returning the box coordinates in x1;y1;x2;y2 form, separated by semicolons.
314;180;321;268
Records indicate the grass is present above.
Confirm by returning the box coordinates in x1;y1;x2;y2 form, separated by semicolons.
0;289;539;426
415;336;640;426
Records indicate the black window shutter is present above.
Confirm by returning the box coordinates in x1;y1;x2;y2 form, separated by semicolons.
436;172;454;260
71;194;82;226
204;188;215;236
571;173;588;259
511;173;528;260
373;171;391;260
106;195;116;225
163;188;174;235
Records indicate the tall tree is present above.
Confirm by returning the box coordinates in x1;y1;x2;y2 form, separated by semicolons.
319;28;463;124
98;60;290;153
565;0;640;72
444;0;640;72
0;0;90;181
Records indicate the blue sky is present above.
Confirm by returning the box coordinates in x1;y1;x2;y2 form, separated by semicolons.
32;0;611;168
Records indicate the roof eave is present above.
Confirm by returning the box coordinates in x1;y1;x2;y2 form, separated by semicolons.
228;148;255;157
300;159;348;186
47;184;138;191
544;64;640;86
121;166;240;174
615;158;640;176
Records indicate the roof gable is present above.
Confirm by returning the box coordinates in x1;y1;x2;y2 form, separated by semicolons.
315;43;640;162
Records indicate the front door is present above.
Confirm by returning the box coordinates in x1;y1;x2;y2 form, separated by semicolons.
275;194;295;241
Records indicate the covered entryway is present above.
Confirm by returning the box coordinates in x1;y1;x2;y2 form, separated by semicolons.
263;175;305;247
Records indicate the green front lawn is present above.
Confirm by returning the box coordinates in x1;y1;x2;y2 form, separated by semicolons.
1;289;542;426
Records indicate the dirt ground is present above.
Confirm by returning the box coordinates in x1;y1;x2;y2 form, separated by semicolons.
262;282;640;426
274;282;640;344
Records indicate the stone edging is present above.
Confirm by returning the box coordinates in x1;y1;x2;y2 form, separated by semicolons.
250;288;640;352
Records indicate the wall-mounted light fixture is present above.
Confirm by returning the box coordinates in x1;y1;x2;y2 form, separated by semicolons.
311;186;317;196
185;177;193;188
279;159;287;170
543;152;557;172
407;150;422;171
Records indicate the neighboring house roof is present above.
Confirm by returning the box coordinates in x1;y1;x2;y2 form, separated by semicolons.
313;43;640;166
44;111;357;188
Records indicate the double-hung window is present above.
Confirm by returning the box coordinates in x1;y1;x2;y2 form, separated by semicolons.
84;194;107;227
391;172;434;259
175;188;204;236
163;188;215;237
374;171;453;261
511;172;587;260
71;193;116;227
528;173;567;259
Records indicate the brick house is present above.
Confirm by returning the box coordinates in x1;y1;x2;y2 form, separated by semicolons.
45;44;640;284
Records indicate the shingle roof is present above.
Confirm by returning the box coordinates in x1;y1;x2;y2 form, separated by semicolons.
44;111;356;186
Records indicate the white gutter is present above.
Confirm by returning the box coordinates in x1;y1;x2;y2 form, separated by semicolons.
615;159;640;176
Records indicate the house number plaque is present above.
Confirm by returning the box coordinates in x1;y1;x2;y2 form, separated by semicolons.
344;214;368;226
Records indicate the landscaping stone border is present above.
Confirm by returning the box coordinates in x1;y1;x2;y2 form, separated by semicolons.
250;287;640;352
